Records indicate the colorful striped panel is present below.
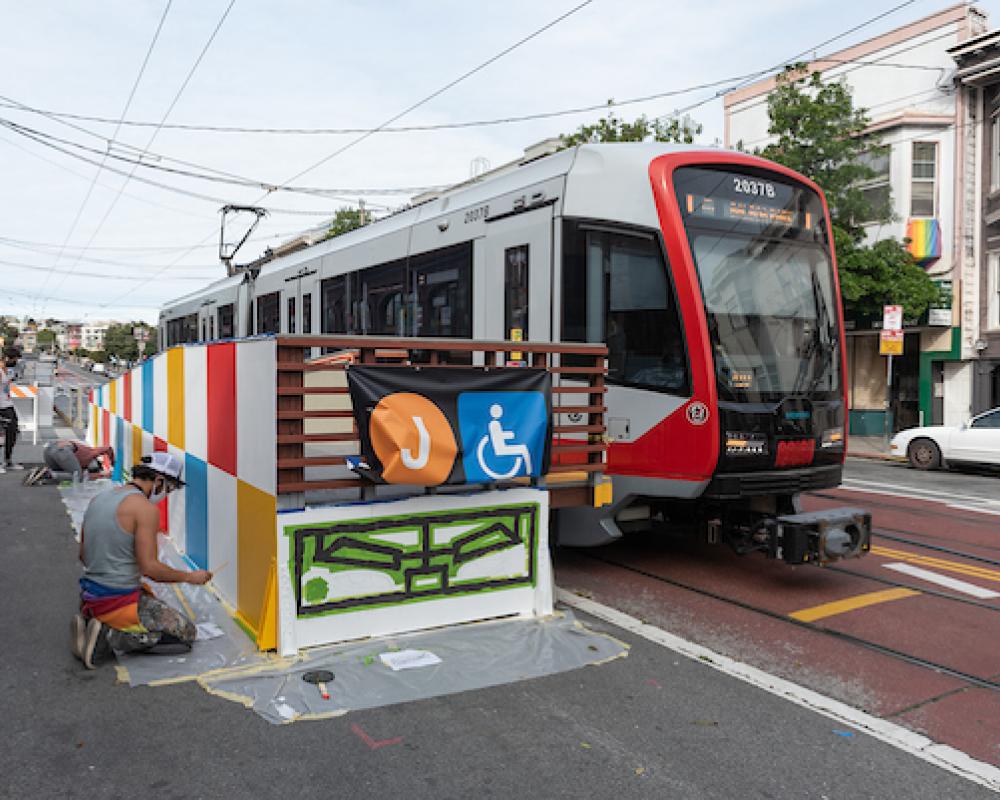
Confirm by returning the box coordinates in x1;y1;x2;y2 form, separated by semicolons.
207;465;238;604
123;372;132;424
906;218;941;267
153;355;169;441
184;454;209;570
236;341;276;494
154;436;169;534
167;348;185;450
236;479;277;634
142;361;154;433
207;343;237;476
131;423;143;472
113;418;124;482
101;409;111;448
184;346;208;462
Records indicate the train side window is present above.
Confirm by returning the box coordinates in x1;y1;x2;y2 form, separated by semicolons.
562;220;689;395
357;260;406;335
302;293;312;334
288;297;296;334
218;304;234;339
257;292;280;334
409;242;472;338
321;275;351;333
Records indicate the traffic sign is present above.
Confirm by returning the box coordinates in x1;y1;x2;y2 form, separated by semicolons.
879;329;903;356
882;305;903;331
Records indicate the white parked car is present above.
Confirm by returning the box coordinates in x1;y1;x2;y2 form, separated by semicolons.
890;407;1000;470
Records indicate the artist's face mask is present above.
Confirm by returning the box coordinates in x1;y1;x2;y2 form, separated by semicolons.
149;477;170;505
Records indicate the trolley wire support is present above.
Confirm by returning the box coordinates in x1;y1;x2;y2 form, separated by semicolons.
220;205;268;277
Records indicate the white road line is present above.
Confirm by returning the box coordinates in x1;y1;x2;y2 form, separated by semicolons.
838;481;1000;517
557;588;1000;793
883;563;1000;600
841;479;1000;507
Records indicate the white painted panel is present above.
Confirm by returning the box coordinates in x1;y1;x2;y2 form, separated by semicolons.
184;346;208;461
276;488;550;654
236;339;276;494
153;350;169;441
208;465;238;608
130;366;142;427
167;443;187;554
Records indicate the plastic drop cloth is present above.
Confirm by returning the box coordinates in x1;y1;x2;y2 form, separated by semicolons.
113;535;270;686
57;482;268;686
199;610;628;725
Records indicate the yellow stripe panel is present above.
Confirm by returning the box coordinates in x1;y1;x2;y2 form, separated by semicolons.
789;587;920;622
109;380;117;416
167;347;185;450
872;546;1000;583
236;480;277;638
131;424;143;472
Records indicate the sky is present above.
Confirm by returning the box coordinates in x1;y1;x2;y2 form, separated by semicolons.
2;0;998;324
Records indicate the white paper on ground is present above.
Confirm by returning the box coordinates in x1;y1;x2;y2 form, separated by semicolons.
196;622;225;641
379;649;442;671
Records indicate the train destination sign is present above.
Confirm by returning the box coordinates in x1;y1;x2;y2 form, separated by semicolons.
684;192;813;231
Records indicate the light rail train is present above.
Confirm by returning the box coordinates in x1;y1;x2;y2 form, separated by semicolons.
160;143;870;564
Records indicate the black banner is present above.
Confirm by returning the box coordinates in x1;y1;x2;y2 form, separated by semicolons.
346;366;552;486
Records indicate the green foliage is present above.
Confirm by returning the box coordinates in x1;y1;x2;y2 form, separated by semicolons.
761;66;941;319
560;101;701;147
833;227;942;319
103;324;139;362
324;207;366;240
90;349;108;364
760;68;886;239
36;329;56;350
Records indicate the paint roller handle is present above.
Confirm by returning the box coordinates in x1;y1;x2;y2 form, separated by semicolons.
317;682;330;700
186;569;213;586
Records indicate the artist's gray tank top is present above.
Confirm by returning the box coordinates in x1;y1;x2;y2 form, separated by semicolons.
81;486;143;589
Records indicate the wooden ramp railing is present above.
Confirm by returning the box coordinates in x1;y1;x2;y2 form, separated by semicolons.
274;336;608;508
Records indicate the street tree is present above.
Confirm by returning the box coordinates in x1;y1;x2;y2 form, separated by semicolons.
103;323;141;363
324;207;366;240
36;329;56;351
560;101;701;147
760;66;942;318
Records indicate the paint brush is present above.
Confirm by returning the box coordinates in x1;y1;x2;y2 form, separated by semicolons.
302;670;334;700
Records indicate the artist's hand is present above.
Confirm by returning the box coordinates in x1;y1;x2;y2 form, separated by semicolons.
186;570;213;585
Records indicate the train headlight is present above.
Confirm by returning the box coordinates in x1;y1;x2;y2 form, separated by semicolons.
821;427;844;448
725;432;768;456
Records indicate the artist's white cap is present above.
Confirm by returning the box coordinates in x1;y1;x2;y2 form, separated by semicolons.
141;452;185;484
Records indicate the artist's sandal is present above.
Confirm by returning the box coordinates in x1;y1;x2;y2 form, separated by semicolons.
70;614;86;660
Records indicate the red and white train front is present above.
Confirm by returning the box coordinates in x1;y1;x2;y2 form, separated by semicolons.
558;151;870;565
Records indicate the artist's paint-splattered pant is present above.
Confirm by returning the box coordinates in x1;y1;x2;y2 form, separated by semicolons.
107;594;197;653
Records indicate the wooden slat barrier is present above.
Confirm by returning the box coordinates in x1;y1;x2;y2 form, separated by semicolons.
274;335;608;508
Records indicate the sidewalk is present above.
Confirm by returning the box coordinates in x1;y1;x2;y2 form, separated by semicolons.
2;421;995;798
848;435;899;461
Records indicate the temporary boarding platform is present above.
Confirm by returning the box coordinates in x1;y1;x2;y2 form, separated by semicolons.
87;334;609;655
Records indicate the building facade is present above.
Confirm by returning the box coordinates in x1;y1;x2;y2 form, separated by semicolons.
951;29;1000;413
725;4;989;433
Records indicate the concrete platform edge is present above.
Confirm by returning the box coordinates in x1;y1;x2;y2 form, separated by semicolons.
556;588;1000;793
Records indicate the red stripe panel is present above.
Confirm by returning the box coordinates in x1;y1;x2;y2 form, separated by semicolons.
207;342;237;476
154;436;169;533
123;372;132;423
101;409;110;447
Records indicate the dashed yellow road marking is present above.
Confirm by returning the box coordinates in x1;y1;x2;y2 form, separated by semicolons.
789;587;920;622
872;546;1000;584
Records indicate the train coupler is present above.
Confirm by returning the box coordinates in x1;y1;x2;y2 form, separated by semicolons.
769;507;871;565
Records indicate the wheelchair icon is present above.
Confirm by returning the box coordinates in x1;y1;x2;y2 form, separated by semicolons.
475;403;533;480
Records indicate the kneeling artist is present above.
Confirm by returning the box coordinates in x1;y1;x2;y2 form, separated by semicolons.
75;453;212;669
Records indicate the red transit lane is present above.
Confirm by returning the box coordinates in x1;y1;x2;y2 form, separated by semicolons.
554;485;1000;767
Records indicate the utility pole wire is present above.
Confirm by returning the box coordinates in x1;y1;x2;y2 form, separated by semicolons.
42;0;238;312
103;0;597;309
36;0;173;311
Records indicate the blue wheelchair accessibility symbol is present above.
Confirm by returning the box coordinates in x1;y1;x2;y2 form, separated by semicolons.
457;391;547;482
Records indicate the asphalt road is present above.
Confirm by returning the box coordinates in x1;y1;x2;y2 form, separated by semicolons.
3;469;995;798
844;455;1000;504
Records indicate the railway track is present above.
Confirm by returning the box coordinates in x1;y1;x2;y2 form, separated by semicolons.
581;551;1000;693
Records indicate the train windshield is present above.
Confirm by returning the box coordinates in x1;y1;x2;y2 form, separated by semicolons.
673;166;840;401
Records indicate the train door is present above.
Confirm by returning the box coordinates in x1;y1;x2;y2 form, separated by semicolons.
483;206;553;346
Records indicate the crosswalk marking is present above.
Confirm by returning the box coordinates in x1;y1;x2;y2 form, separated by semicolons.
883;563;1000;599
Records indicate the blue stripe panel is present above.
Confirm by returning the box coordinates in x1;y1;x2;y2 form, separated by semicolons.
113;417;124;482
184;454;209;570
141;360;154;432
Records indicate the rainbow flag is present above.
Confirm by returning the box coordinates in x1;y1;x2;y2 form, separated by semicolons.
906;218;941;267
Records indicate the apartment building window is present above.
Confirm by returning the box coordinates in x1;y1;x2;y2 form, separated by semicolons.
992;118;1000;192
857;147;891;222
910;142;937;217
990;252;1000;330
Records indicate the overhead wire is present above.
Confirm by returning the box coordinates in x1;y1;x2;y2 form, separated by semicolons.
36;0;173;310
103;0;598;309
41;0;239;313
